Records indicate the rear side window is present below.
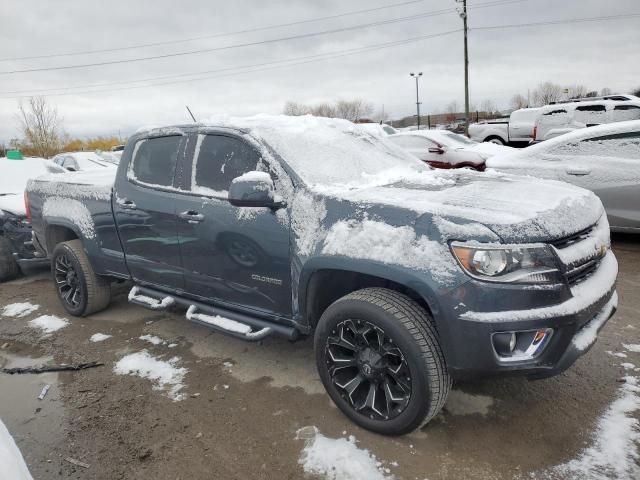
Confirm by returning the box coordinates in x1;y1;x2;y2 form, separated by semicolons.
550;131;640;159
574;104;607;126
389;136;436;148
191;135;262;196
543;109;567;116
128;136;181;187
612;105;640;122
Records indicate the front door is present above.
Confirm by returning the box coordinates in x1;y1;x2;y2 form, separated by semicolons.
113;134;186;290
175;133;292;317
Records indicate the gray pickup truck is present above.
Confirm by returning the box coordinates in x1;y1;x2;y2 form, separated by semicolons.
26;116;618;435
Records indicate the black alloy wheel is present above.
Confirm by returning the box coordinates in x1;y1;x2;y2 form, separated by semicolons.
326;319;411;421
54;252;83;308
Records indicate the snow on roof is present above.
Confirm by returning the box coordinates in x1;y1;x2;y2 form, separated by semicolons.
201;114;423;187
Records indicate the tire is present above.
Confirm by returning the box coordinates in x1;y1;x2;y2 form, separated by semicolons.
485;136;505;145
51;239;111;316
0;236;20;281
314;288;451;435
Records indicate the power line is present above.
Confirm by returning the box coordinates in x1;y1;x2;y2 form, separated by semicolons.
0;0;522;63
0;0;431;62
472;12;640;31
0;30;462;99
0;0;526;75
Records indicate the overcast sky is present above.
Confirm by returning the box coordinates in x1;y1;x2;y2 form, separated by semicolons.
0;0;638;143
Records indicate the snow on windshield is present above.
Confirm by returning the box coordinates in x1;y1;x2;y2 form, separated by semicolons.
203;114;425;187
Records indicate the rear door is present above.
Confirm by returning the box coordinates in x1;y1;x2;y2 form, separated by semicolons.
113;134;186;290
174;132;292;316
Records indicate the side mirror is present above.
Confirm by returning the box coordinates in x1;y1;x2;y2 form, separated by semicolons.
228;171;286;209
428;146;445;154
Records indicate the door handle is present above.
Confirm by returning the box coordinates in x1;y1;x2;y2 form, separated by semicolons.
178;210;205;223
116;198;137;209
565;168;591;176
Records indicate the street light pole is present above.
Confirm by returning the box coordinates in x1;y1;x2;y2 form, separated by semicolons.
457;0;470;135
410;72;423;130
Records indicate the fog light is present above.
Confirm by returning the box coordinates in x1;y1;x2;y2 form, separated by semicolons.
493;332;517;356
492;328;553;362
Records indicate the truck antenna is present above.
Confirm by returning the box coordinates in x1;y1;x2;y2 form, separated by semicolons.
186;105;197;122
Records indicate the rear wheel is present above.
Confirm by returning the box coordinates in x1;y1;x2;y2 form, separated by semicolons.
485;136;505;145
0;236;20;281
314;288;451;435
52;240;111;316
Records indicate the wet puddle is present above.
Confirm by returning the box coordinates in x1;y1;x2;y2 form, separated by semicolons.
0;348;66;468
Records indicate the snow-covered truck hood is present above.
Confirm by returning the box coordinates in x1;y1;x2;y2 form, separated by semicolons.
0;193;26;216
319;170;603;243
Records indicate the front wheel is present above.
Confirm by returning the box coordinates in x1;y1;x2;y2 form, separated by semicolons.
314;288;451;435
52;240;111;316
485;137;505;145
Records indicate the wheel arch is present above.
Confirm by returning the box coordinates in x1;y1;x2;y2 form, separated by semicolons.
298;257;443;332
44;221;81;254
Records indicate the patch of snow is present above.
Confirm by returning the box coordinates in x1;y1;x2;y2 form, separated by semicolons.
461;253;617;322
90;333;112;343
28;315;69;334
296;426;392;480
445;390;495;416
113;350;187;401
621;363;636;370
323;218;457;281
186;306;251;335
231;171;272;184
1;302;39;318
139;334;165;345
0;194;28;216
572;292;618;351
547;375;640;480
42;197;96;239
291;190;326;257
552;216;610;268
168;343;178;348
28;169;114;202
0;419;33;480
607;351;628;359
623;344;640;353
128;286;174;310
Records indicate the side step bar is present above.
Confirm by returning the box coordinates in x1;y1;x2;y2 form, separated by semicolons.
128;285;298;342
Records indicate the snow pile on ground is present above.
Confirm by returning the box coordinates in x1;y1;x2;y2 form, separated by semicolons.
549;376;640;479
0;419;33;480
114;350;187;401
623;344;640;353
296;426;393;480
90;333;112;342
323;218;456;281
28;315;69;334
139;334;165;345
1;302;39;318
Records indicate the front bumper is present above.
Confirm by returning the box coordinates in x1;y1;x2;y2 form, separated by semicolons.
440;251;618;380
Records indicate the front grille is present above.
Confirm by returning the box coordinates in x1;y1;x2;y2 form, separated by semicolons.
566;258;600;286
550;225;594;249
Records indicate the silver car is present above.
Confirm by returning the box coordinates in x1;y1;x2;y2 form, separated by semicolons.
487;120;640;232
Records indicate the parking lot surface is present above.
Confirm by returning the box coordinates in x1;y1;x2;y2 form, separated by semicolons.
1;235;638;480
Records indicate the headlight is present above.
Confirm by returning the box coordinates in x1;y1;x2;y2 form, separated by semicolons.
450;242;561;284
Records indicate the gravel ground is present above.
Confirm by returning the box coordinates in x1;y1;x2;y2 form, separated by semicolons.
0;234;638;480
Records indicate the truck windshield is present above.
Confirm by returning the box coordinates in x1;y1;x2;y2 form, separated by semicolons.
248;117;427;187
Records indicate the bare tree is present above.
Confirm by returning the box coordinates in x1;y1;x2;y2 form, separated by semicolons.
600;87;612;96
445;101;459;114
567;84;588;99
630;86;640;97
334;99;374;122
17;96;63;158
532;82;563;106
509;94;528;110
309;102;336;118
480;99;497;114
283;101;309;116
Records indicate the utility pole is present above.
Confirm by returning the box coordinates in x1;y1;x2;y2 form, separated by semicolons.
410;72;423;130
457;0;470;135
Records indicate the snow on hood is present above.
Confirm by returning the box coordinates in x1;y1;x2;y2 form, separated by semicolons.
0;193;26;216
466;142;513;158
319;169;604;242
0;157;65;195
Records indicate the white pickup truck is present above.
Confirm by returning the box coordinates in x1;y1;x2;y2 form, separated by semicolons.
469;108;540;147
